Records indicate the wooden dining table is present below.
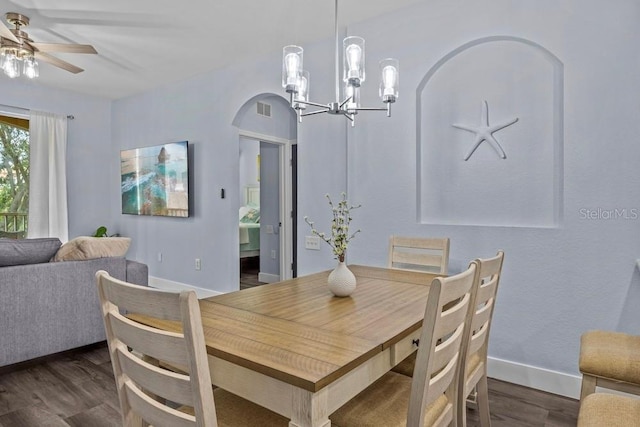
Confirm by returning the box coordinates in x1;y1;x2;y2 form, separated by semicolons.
134;265;438;427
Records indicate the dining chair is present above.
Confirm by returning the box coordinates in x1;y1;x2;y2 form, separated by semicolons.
96;270;288;427
579;330;640;400
455;251;504;427
577;393;640;426
392;251;505;427
389;236;450;378
388;235;450;274
329;262;478;427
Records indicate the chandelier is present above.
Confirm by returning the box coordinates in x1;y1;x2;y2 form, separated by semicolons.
0;14;38;79
282;0;399;126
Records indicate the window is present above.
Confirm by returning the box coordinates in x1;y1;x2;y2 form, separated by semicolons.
0;114;29;236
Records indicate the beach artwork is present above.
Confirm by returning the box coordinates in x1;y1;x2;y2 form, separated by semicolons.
121;141;189;217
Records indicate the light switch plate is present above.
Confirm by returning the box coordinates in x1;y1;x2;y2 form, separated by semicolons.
305;236;321;250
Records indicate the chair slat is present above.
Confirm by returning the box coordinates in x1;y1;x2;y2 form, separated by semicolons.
392;252;443;270
393;236;449;250
476;277;498;303
468;323;489;357
434;294;470;339
432;323;465;374
99;272;183;321
388;235;450;274
477;255;502;278
426;355;459;404
109;312;189;367
125;380;196;427
471;300;493;331
117;346;194;406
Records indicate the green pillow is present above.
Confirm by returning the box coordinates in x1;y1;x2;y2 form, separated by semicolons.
240;208;260;223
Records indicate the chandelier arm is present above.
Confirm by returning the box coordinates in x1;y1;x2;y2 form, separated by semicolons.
352;106;388;111
298;100;332;110
339;96;353;109
301;109;331;117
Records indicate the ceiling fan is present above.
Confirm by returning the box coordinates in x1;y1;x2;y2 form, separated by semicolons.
0;12;97;77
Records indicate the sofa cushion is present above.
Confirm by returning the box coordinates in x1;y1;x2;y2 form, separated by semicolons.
54;236;131;262
0;238;62;267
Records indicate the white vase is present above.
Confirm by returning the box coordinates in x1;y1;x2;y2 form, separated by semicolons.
327;261;356;297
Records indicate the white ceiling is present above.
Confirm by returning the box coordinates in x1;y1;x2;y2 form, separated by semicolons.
0;0;423;100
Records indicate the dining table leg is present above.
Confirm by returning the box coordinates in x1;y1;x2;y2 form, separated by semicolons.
289;388;331;427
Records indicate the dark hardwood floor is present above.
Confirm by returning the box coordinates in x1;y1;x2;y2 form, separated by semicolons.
240;256;266;289
0;343;580;426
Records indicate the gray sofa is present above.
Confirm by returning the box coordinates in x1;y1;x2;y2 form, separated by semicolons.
0;257;148;367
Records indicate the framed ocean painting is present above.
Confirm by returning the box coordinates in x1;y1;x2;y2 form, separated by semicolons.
120;141;190;217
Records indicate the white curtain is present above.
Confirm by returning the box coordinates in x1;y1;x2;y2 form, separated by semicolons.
28;111;69;242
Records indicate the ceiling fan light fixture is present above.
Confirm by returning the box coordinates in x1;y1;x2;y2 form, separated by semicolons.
23;55;38;79
0;11;97;78
2;50;20;78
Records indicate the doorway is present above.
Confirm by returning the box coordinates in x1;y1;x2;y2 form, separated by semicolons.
238;133;296;287
233;93;297;288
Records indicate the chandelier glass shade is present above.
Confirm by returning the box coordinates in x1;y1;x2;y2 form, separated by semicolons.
282;0;399;126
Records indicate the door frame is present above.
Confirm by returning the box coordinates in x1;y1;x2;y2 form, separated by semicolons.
238;129;295;280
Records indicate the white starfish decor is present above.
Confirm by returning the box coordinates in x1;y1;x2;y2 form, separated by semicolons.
452;100;519;161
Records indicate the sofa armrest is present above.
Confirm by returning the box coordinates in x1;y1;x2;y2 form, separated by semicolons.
126;260;148;287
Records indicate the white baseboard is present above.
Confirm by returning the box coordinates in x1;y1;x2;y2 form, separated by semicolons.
488;356;582;399
258;272;280;283
149;276;222;299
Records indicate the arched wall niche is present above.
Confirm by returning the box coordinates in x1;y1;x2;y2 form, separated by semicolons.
416;36;564;228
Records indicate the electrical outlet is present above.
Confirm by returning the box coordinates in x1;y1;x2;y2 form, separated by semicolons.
305;236;321;250
266;224;274;234
157;252;162;263
271;250;276;259
195;258;201;270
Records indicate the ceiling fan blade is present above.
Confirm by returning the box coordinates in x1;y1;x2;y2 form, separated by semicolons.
31;42;97;54
35;52;84;74
0;20;19;43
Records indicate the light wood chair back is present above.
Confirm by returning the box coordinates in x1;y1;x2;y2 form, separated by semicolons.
388;236;450;274
96;270;217;427
457;250;505;427
407;261;479;426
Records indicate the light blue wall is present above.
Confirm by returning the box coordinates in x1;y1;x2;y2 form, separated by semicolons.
0;78;112;239
343;0;640;378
